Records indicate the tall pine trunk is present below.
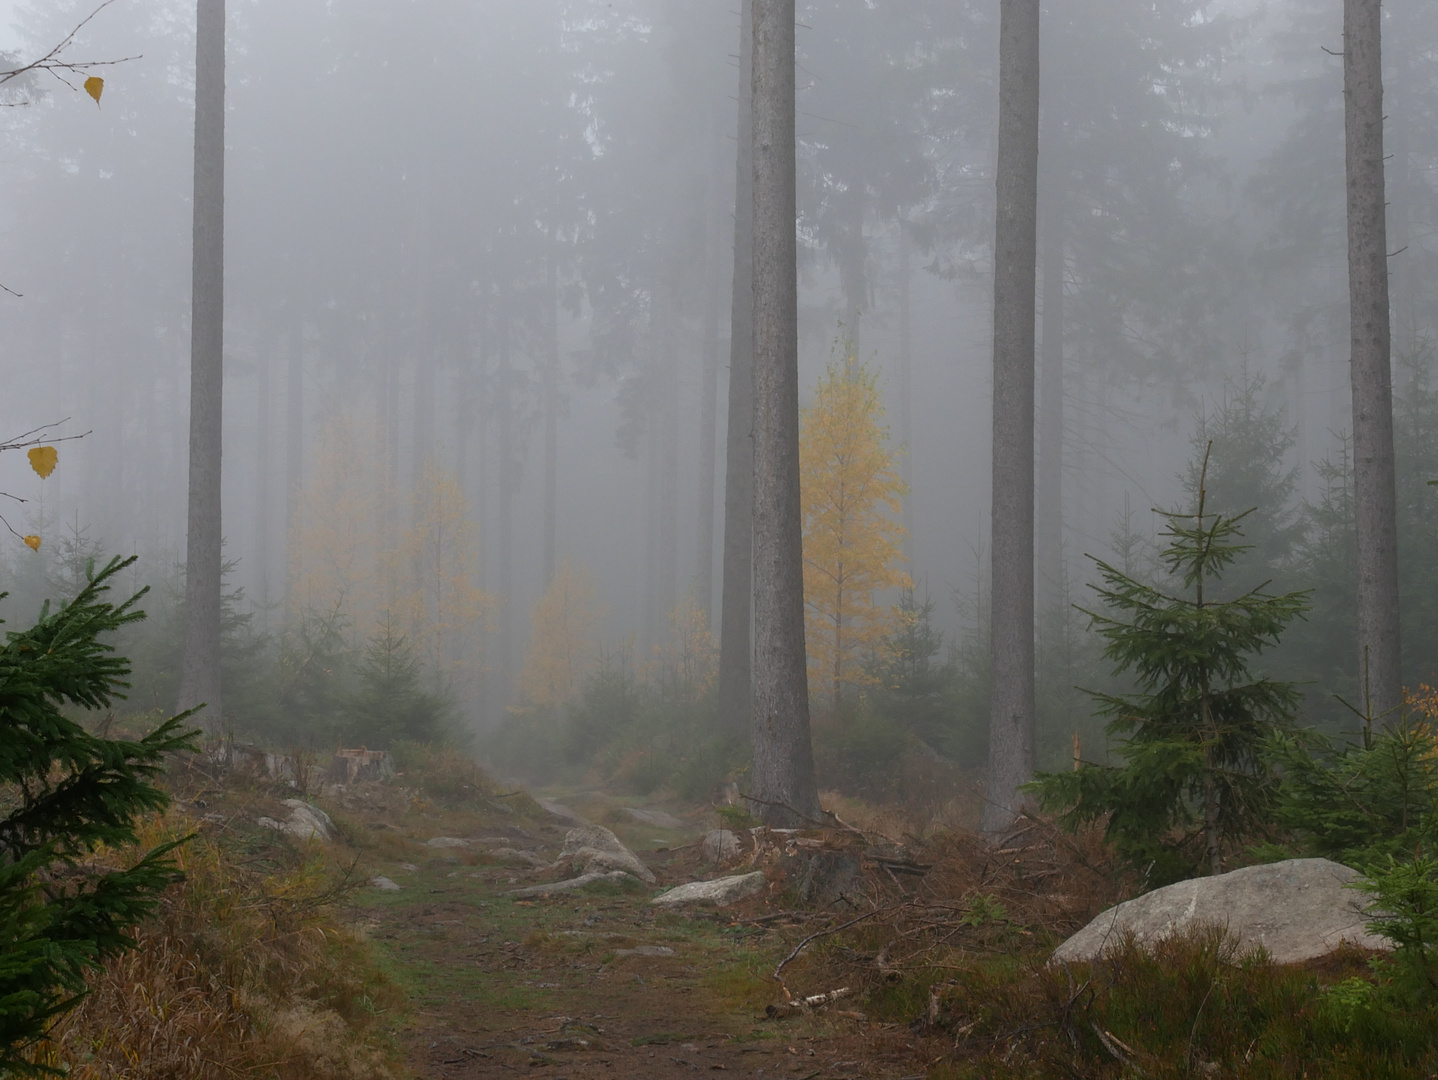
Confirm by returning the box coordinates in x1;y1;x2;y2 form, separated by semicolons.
657;282;680;625
841;186;864;355
750;0;820;826
495;299;516;711
980;0;1040;837
1344;0;1402;719
897;219;914;562
543;247;561;587
717;0;755;739
283;315;303;585
177;0;226;731
253;333;271;631
1036;93;1065;625
696;207;722;623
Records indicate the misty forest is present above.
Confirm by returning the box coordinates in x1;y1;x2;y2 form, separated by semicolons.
5;0;1438;1077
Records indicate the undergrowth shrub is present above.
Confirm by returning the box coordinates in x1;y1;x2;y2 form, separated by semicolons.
916;926;1437;1079
0;555;199;1074
33;813;401;1080
390;741;494;804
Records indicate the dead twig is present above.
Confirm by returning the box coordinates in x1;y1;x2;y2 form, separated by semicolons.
1091;1024;1144;1076
740;793;832;829
0;2;139;94
766;987;852;1018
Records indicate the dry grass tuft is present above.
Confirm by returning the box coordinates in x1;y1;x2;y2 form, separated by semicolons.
32;812;401;1080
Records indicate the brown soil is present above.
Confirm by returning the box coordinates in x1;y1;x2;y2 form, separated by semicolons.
342;797;933;1080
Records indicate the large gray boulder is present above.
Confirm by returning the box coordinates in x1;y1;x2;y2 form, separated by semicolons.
1052;858;1390;966
555;824;656;884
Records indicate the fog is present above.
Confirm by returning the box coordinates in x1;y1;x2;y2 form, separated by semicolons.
1;0;1434;784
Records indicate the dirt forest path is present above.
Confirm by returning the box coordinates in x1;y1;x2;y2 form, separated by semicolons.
344;796;925;1080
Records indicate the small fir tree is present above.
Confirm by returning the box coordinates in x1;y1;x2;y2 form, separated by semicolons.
345;617;449;749
0;555;198;1072
865;587;959;756
1182;373;1304;589
1029;446;1309;883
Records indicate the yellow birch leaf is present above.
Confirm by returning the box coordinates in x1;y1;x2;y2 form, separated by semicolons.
84;76;103;104
23;535;40;552
28;446;57;479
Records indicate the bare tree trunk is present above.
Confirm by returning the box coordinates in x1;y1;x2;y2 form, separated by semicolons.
658;282;680;624
284;316;303;555
980;0;1040;837
695;207;722;623
717;0;755;740
254;332;271;632
897;219;914;563
1036;100;1064;625
496;299;516;711
750;0;820;827
543;248;561;587
1344;0;1402;719
177;0;226;731
466;306;492;726
841;186;864;355
412;196;434;479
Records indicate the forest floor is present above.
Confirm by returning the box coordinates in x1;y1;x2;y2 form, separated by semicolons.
338;786;930;1080
87;765;1426;1080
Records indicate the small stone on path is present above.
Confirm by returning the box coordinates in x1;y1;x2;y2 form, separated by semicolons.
702;829;741;863
507;870;635;897
258;799;334;842
556;825;656;884
537;798;588;825
622;807;688;830
370;876;401;891
651;871;767;908
425;836;470;848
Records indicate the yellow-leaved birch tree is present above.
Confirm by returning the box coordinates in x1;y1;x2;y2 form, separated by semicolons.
800;356;910;715
286;408;387;625
518;561;606;709
393;461;493;698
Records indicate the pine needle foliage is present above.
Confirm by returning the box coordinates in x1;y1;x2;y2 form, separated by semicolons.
345;617;449;749
0;555;199;1074
1029;447;1309;883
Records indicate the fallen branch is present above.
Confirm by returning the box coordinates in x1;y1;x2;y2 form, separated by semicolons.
1091;1024;1145;1077
740;793;832;829
773;908;886;998
734;910;818;926
765;987;851;1018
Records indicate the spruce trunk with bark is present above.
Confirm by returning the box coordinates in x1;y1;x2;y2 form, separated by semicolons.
749;0;820;826
980;0;1041;837
696;208;722;622
1344;0;1402;719
177;0;226;731
717;0;755;739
